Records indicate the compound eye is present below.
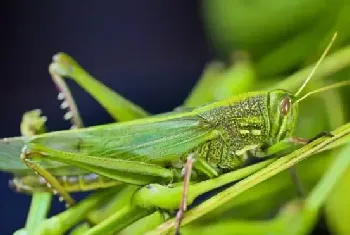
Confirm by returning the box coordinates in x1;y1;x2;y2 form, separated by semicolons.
280;97;291;115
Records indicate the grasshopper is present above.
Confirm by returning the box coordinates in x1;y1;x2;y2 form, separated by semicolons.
1;32;349;234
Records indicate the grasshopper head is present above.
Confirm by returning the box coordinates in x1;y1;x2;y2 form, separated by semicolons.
268;89;298;143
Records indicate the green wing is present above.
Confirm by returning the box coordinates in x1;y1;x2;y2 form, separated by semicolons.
0;137;89;176
0;137;29;173
29;112;217;164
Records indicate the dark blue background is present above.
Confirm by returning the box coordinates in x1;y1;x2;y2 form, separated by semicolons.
0;1;211;233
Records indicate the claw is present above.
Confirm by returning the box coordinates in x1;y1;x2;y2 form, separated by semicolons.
307;131;334;143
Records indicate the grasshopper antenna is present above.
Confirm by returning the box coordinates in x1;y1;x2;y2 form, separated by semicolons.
296;80;350;104
295;32;338;97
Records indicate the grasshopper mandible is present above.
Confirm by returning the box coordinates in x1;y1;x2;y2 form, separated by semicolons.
1;32;349;234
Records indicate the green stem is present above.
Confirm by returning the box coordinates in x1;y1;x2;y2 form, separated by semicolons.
36;188;116;235
279;144;350;235
181;220;279;235
85;205;150;235
119;211;166;235
25;192;52;235
306;144;350;211
87;185;139;224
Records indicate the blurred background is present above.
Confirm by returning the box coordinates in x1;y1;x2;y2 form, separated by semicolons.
1;0;349;234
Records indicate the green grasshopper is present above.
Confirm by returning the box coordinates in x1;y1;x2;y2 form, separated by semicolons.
1;32;349;234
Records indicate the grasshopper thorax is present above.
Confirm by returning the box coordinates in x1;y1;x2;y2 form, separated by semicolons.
268;89;298;143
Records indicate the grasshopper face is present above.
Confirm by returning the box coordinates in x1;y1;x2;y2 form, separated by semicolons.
268;89;298;143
